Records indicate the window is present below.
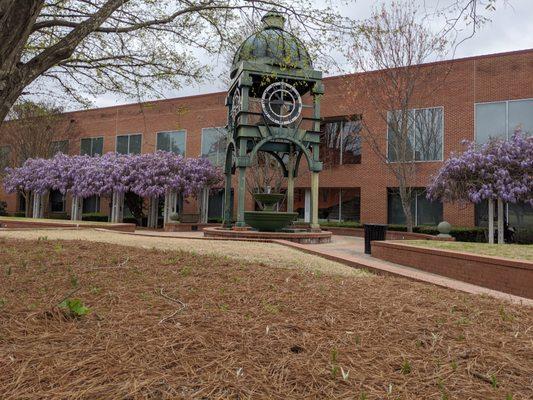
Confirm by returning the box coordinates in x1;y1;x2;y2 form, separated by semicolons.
0;145;10;170
82;195;100;213
49;190;65;212
475;200;533;230
387;107;443;162
116;133;142;154
320;117;362;168
156;130;186;155
50;140;69;156
80;137;103;156
475;99;533;144
201;128;227;167
317;188;361;222
387;188;443;226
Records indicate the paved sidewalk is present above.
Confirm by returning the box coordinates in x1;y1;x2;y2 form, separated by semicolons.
277;236;533;306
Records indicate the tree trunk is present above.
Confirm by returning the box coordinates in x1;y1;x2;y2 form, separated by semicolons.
399;185;414;232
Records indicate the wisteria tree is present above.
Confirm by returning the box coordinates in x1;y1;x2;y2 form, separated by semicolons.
427;132;533;243
3;151;223;222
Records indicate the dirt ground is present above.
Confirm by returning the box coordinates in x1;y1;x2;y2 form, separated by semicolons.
0;229;368;277
0;237;532;399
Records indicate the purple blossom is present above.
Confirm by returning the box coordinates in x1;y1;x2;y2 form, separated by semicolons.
3;152;224;199
427;131;533;206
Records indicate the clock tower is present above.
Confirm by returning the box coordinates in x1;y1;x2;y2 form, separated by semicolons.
224;11;324;229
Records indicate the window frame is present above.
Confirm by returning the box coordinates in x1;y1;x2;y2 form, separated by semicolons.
386;106;444;163
156;130;187;156
320;115;363;167
474;98;533;143
80;136;104;156
387;187;443;226
115;133;142;155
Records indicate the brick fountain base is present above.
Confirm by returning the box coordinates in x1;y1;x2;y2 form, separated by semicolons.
203;227;332;244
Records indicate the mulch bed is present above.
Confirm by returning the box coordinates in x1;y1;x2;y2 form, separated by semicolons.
0;238;531;399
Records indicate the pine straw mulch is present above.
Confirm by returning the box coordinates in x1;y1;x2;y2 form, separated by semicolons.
0;238;531;400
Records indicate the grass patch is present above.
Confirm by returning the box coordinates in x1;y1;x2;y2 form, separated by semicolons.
404;240;533;261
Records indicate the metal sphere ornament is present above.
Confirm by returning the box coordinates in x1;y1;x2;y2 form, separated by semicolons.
261;82;302;125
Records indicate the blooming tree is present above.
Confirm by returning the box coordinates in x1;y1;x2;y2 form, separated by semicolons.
3;151;223;222
427;131;532;242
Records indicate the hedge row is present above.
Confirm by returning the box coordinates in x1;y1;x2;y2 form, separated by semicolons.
317;220;486;242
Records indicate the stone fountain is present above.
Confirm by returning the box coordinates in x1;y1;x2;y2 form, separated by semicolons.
244;192;298;232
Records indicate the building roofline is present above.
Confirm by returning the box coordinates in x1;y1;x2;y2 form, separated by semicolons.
63;47;533;116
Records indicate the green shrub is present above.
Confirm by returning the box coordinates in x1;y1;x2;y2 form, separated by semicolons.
82;212;108;222
123;217;139;225
48;212;69;220
13;211;26;217
317;220;363;228
514;229;533;245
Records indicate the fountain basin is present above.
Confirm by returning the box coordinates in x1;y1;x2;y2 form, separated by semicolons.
244;211;298;232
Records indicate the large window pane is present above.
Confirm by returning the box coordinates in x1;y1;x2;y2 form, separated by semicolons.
320;121;342;168
318;188;340;220
340;188;360;221
49;190;65;212
475;102;507;144
129;134;142;154
320;118;362;168
387;189;408;225
116;135;129;154
81;137;103;156
508;202;533;230
92;137;103;156
387;110;415;162
156;131;186;155
414;108;443;161
82;195;100;213
80;138;92;156
201;128;227;167
508;99;533;136
416;191;443;225
116;134;142;155
341;120;362;164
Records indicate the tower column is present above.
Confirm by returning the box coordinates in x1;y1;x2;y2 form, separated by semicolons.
223;170;233;228
310;171;319;230
235;138;247;228
287;152;295;213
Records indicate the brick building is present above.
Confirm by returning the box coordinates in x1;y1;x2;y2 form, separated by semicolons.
1;48;532;229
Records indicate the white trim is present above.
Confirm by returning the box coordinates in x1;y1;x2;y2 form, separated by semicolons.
155;130;187;156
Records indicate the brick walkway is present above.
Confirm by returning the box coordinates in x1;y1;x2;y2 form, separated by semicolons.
119;229;532;306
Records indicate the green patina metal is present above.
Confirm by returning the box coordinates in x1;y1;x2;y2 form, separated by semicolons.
223;10;323;230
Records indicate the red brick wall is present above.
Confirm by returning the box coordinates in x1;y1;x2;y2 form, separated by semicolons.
371;241;533;299
1;49;532;226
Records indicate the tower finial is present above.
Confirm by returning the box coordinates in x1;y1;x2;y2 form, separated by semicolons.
261;10;285;29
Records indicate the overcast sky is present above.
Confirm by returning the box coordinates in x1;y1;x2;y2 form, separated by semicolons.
92;0;533;108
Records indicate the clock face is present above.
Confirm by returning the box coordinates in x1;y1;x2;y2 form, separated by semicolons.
261;82;302;125
230;89;241;127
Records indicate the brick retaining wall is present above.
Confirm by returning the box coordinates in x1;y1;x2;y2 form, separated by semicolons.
0;218;135;232
371;241;533;299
